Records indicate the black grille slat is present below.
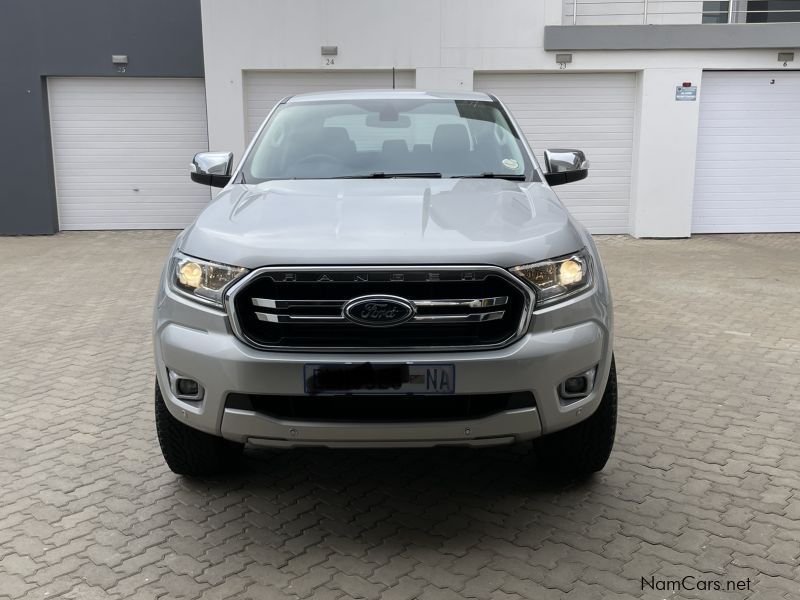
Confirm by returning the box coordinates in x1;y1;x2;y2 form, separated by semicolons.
226;392;536;422
230;268;530;350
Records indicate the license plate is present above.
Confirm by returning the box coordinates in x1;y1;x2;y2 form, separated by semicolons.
304;363;455;395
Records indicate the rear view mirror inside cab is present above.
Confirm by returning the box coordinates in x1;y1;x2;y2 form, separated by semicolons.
366;113;411;128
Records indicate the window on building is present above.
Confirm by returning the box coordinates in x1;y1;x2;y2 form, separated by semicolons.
702;1;730;22
745;0;800;22
703;0;800;22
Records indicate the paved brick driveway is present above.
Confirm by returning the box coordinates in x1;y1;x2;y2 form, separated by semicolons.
1;232;799;600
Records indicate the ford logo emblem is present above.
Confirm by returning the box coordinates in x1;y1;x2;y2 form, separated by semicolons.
342;295;415;327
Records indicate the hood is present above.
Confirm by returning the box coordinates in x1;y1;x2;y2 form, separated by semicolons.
180;179;585;269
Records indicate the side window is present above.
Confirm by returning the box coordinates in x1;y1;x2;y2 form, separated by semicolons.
249;111;291;178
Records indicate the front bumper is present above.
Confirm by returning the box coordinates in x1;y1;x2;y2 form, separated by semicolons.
154;275;613;448
226;408;535;448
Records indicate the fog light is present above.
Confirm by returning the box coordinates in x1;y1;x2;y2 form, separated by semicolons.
177;379;199;397
564;376;586;395
168;370;203;401
559;367;597;400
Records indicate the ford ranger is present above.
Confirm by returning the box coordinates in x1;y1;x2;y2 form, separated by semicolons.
153;90;616;478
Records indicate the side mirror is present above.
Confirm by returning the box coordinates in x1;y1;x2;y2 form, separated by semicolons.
543;149;589;187
190;152;234;188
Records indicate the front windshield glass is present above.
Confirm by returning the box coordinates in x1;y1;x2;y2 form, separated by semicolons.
241;98;536;182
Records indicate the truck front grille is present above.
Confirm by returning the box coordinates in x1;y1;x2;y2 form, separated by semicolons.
226;266;534;351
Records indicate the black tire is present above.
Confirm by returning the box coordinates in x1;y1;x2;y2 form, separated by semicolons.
534;357;617;478
154;380;243;477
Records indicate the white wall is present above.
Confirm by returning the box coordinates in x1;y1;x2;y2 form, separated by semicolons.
201;0;796;237
629;68;702;236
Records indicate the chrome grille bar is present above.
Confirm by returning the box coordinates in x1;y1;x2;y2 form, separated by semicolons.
413;296;508;308
252;296;509;309
413;311;505;323
256;310;505;324
257;313;346;323
252;298;345;309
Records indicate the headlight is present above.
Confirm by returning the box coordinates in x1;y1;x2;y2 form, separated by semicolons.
168;253;248;307
510;250;593;307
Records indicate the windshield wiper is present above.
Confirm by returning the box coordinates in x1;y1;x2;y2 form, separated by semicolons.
450;173;527;181
333;172;442;179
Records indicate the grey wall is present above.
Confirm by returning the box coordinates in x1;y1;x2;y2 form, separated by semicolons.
544;23;800;51
0;0;204;234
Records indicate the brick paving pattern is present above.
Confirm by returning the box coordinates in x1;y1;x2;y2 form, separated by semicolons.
1;231;799;599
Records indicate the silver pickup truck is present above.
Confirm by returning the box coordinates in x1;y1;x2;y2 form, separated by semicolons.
153;90;616;478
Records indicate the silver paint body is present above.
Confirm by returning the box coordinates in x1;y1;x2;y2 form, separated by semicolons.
153;90;614;448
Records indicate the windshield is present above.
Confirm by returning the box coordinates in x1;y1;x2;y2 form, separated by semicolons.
241;98;536;182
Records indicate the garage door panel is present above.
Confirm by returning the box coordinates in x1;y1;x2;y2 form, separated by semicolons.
695;176;800;183
693;71;800;233
694;187;800;195
475;72;634;234
519;128;634;137
700;113;800;120
244;70;415;140
53;127;208;134
693;198;800;207
698;130;800;138
49;77;211;231
50;107;208;115
495;97;635;104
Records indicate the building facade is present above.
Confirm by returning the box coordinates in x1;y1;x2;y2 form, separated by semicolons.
3;0;799;236
0;0;205;235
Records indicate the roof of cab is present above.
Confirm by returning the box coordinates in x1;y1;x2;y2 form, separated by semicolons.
283;89;494;103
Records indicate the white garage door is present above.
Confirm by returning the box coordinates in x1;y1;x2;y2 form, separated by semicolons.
244;70;415;140
48;78;210;230
475;72;635;234
693;71;800;233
